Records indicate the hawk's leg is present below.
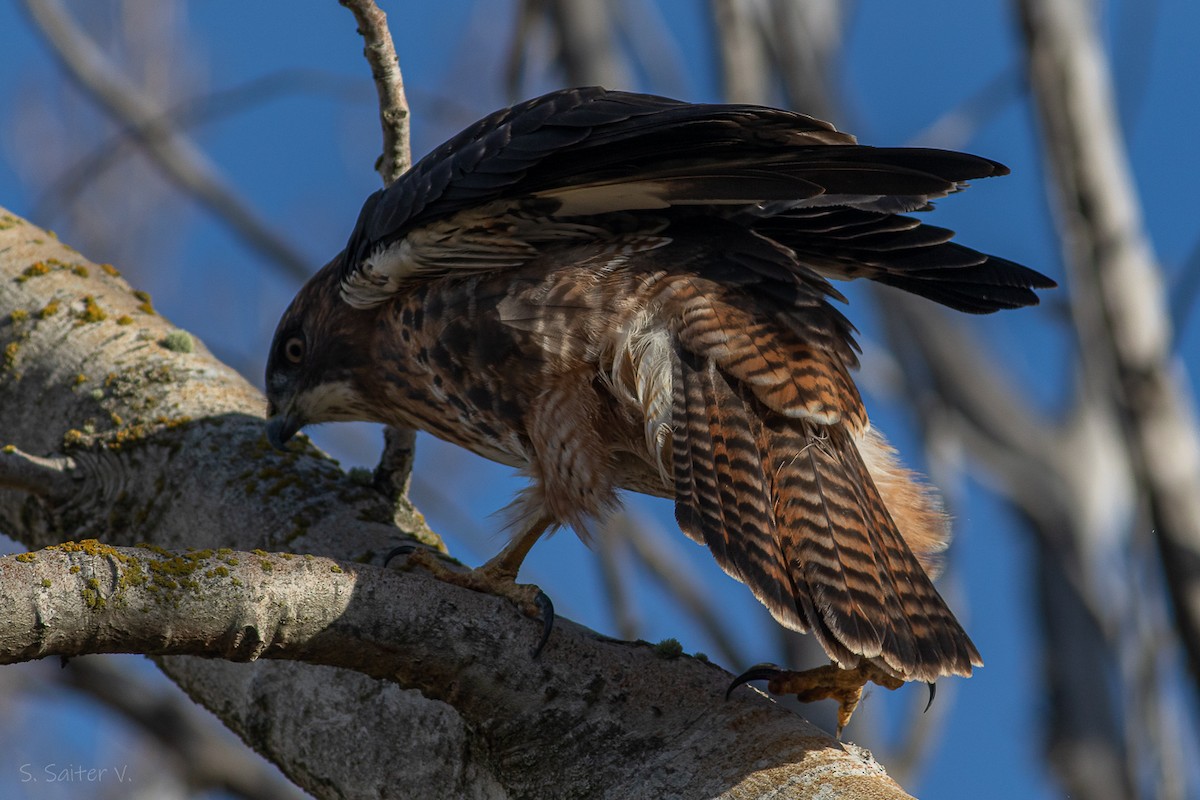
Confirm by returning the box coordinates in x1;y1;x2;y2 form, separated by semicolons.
483;515;553;581
401;516;555;655
727;662;905;737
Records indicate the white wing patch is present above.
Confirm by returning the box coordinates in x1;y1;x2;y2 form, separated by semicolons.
604;312;675;486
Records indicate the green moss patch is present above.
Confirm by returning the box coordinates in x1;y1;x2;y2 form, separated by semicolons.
160;330;193;353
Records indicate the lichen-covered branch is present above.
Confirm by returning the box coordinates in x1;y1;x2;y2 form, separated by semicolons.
0;543;367;665
0;208;917;799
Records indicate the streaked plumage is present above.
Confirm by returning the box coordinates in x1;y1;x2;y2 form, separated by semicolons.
266;87;1054;689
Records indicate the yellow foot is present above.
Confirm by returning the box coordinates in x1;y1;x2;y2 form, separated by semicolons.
398;547;554;656
727;662;904;737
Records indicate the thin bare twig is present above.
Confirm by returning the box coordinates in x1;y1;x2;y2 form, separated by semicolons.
339;0;412;183
336;1;426;525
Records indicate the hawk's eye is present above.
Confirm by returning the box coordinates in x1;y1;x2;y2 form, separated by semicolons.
283;335;305;364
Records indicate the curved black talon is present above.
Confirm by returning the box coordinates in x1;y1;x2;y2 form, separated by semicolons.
383;543;418;567
923;681;937;713
531;590;555;658
725;662;783;700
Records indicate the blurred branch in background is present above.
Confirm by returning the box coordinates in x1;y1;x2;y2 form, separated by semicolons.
31;69;371;226
1018;0;1200;708
56;657;306;800
908;67;1024;150
592;509;753;667
866;0;1200;794
505;0;688;101
707;0;842;118
880;298;1139;800
1018;1;1200;793
1170;239;1200;351
709;0;770;104
0;655;305;800
507;0;630;93
595;514;642;642
21;0;313;281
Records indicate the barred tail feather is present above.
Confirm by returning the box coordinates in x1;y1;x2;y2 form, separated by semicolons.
672;351;796;619
672;352;981;681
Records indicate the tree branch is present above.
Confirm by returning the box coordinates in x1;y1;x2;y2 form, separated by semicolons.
31;68;370;226
337;0;429;539
0;209;918;798
509;0;631;91
0;445;76;500
339;0;412;183
620;514;746;667
877;291;1148;797
0;542;573;700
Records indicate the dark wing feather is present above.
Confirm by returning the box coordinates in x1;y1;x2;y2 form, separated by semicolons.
342;87;850;263
338;86;1053;314
755;207;1056;313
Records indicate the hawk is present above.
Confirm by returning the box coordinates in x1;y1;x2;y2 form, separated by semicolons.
266;87;1053;730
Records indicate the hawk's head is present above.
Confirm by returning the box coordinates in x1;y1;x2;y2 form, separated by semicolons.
265;255;376;449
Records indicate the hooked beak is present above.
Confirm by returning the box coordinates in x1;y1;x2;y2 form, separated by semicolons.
266;412;302;450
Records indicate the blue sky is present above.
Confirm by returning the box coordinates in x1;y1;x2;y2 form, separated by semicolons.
2;2;1199;798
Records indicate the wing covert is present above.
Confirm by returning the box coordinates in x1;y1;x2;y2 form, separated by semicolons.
335;86;1052;315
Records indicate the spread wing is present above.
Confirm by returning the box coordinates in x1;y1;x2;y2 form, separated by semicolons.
335;86;1053;309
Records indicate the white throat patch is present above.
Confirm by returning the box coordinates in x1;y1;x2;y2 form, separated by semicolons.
295;380;372;423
